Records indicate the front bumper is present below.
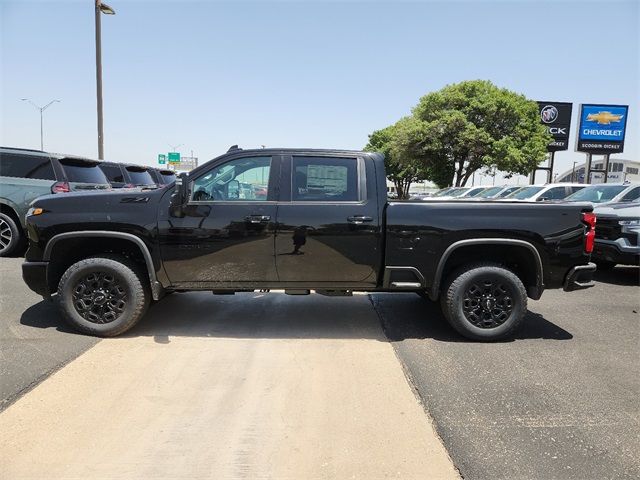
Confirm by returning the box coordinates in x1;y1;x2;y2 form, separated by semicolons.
593;239;640;266
563;262;596;292
22;261;49;297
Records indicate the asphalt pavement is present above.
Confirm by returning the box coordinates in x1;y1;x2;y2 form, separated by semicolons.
0;257;99;411
373;266;640;480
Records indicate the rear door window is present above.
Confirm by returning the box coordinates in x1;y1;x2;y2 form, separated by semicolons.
100;164;125;183
0;153;56;180
292;156;359;202
542;187;569;200
126;167;154;185
59;159;109;184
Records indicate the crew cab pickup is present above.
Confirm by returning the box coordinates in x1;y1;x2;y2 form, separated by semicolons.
22;147;597;340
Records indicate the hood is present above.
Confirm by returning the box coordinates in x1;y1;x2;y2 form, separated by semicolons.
594;202;640;218
31;185;170;211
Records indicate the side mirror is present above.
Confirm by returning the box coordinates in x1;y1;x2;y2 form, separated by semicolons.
169;172;188;217
227;179;240;199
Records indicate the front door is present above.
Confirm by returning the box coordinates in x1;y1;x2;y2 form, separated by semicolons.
274;154;381;287
159;155;278;286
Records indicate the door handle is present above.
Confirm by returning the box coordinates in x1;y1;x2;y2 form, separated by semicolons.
347;215;373;224
245;215;271;224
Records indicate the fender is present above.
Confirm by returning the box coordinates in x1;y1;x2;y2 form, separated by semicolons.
43;230;163;300
429;238;544;301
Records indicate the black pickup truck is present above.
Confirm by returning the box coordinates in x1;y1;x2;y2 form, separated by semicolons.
22;147;596;340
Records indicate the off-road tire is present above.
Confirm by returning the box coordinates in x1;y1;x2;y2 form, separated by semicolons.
57;255;150;337
440;263;527;341
0;212;21;257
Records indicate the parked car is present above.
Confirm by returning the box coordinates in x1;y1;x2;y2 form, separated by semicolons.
459;186;491;198
504;183;585;202
423;187;471;200
564;182;640;205
99;162;157;188
23;147;596;341
476;185;520;199
591;200;640;270
0;147;110;256
149;168;177;187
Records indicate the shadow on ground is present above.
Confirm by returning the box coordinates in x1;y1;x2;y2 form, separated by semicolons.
594;265;640;287
21;291;571;343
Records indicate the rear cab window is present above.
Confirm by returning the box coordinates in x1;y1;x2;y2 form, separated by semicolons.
99;164;125;183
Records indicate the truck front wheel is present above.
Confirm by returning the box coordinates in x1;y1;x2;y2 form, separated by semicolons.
440;263;527;341
57;255;150;337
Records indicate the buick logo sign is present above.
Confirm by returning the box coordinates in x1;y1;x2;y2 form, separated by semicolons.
541;105;559;124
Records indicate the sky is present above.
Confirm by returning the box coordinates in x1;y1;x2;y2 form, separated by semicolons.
1;0;638;185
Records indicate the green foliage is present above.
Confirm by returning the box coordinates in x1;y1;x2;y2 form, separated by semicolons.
365;118;427;199
366;80;552;188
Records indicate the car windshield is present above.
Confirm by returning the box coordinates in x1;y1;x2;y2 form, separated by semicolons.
432;187;454;197
448;188;469;197
476;186;503;198
126;168;155;185
59;159;110;184
565;185;628;203
506;186;544;200
464;187;486;197
498;186;521;197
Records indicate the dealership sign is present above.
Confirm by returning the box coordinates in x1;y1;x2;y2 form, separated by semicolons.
537;101;572;151
576;104;629;153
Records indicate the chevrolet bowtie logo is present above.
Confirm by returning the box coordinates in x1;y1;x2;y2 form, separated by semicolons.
586;111;624;125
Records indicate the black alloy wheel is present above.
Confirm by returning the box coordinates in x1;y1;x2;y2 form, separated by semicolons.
72;271;127;324
462;278;514;329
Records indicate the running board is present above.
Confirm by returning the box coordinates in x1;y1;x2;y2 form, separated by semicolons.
390;282;422;289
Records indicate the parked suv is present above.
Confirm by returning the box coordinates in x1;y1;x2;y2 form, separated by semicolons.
0;147;110;256
149;168;177;187
99;162;157;188
591;200;640;270
564;182;640;205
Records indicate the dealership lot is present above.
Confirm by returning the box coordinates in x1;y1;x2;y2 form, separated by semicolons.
1;256;638;479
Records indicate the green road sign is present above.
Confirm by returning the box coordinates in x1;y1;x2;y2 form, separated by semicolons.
158;154;166;164
168;152;181;163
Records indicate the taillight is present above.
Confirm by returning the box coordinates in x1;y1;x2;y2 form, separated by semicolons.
582;212;596;254
51;181;70;193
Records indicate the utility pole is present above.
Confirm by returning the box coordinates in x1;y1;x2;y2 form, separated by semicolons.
21;99;60;150
95;1;116;159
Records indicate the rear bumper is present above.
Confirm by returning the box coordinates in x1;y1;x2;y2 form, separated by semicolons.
22;261;49;297
593;240;640;266
563;262;596;292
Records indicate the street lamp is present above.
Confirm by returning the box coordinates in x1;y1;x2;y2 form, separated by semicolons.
21;98;60;150
95;1;116;159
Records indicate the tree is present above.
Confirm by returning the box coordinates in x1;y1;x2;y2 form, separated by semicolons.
396;80;552;187
365;118;427;199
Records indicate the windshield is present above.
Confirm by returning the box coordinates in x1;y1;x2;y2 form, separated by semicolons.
60;160;110;184
506;186;544;200
565;185;627;203
448;188;470;197
477;186;503;198
432;187;454;197
498;186;521;197
126;168;155;185
464;187;486;197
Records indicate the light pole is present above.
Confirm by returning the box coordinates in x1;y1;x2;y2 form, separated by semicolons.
21;99;60;150
572;161;578;183
95;1;116;159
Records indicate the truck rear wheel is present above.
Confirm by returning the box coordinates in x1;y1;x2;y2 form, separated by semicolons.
57;255;150;337
440;263;527;341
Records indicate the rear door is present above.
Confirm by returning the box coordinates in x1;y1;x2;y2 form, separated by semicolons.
274;154;381;286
